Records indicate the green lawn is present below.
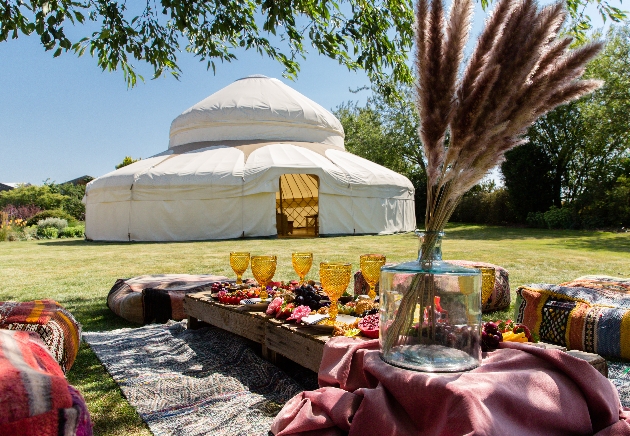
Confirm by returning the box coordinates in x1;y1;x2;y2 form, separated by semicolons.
1;224;629;435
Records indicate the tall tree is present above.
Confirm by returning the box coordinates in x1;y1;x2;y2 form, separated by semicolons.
502;24;630;226
335;83;427;221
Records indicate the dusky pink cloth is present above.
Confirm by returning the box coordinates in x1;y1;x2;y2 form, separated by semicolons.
272;338;630;436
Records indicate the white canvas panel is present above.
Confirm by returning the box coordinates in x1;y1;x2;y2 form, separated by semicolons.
134;146;245;188
85;201;130;241
241;193;277;237
126;193;277;241
351;197;416;234
169;124;344;149
243;143;350;196
86;154;172;193
169;76;344;148
85;188;132;203
325;149;414;199
318;193;355;235
128;198;244;241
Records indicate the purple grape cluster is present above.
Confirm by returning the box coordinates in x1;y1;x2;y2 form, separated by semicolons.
481;322;503;351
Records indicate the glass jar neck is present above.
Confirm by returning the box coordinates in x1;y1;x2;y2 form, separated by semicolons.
416;231;444;268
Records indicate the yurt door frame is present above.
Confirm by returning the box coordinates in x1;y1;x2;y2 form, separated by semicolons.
276;174;319;237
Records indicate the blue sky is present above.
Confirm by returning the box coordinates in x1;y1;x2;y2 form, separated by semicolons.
0;1;610;185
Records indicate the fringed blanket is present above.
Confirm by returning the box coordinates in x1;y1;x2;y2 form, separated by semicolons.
272;337;630;436
516;276;630;359
0;330;92;436
107;274;228;324
0;300;81;372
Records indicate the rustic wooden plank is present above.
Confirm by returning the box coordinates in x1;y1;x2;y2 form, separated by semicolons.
184;294;266;343
265;323;327;372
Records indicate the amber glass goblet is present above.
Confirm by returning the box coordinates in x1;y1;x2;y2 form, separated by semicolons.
292;253;313;285
480;267;496;306
360;254;386;300
319;262;352;324
251;255;277;298
230;252;250;285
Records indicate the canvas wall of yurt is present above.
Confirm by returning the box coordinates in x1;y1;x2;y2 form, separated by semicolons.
84;75;416;241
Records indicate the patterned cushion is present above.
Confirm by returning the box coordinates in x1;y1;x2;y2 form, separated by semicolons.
107;274;228;325
0;330;92;436
0;300;81;373
354;261;510;313
515;276;630;359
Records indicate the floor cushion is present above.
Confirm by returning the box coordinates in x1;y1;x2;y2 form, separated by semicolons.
0;330;92;436
107;274;228;324
515;276;630;359
355;261;510;313
0;300;81;373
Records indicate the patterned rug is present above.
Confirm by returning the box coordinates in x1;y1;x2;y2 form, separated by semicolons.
608;359;630;408
84;321;318;436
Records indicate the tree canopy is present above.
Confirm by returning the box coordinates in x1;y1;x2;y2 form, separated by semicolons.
0;0;624;95
502;24;630;228
0;0;414;96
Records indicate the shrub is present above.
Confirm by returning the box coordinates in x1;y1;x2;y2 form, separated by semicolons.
0;185;66;210
61;196;85;221
1;204;42;221
37;217;68;232
526;211;546;228
37;227;59;239
451;187;517;225
543;206;575;229
27;210;76;227
59;226;85;238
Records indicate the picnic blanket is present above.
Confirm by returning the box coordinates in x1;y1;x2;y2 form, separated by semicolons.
0;330;92;436
271;337;630;436
515;276;630;359
0;299;82;372
107;274;228;324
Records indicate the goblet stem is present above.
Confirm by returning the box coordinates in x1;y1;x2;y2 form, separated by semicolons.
329;297;339;323
368;284;376;300
236;275;242;285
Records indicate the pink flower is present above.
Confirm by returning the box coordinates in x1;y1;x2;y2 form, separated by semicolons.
266;297;284;315
287;305;312;323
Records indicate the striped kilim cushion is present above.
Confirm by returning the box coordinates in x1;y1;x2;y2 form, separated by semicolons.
515;276;630;359
0;300;81;373
0;330;92;436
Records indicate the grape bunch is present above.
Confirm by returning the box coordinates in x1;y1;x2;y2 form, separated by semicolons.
358;308;379;318
481;322;503;351
293;285;331;311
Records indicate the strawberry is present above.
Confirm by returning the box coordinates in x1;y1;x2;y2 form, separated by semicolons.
276;303;295;319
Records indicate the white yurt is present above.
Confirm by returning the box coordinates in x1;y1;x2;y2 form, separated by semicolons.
84;75;415;241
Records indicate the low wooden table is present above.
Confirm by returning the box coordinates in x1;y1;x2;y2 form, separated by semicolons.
184;291;370;372
184;291;608;377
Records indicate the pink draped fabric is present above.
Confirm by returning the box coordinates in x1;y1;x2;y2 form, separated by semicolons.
272;338;630;436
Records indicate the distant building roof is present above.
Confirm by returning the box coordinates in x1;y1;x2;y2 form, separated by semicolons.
0;183;20;192
63;176;94;186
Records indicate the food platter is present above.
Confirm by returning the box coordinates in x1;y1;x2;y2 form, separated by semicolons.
238;298;271;311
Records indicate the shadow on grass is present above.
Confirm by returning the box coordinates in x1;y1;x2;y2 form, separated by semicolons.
447;224;630;253
67;343;151;436
36;234;282;247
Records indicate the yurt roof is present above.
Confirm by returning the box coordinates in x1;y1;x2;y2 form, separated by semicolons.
169;75;345;149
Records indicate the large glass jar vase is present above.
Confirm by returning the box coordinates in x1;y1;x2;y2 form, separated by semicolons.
379;232;482;372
